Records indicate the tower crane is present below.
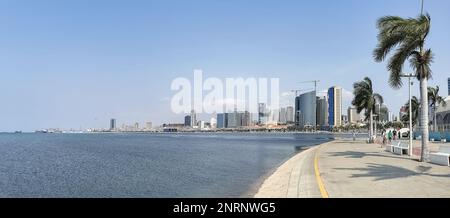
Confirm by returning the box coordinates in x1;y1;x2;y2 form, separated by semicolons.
299;80;320;94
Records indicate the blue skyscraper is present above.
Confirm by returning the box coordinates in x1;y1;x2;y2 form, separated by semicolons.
328;86;342;127
217;113;228;129
448;77;449;96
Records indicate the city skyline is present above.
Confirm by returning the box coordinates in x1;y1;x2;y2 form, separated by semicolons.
1;0;450;132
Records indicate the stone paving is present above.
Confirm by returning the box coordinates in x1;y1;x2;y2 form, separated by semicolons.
255;139;450;198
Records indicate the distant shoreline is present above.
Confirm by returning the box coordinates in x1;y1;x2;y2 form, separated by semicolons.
3;131;370;137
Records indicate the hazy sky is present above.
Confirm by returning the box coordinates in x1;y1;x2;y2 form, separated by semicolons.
1;0;449;131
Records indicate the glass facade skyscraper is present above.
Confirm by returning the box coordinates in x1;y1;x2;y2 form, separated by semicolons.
328;86;342;127
184;115;191;127
295;91;317;127
316;96;328;127
110;118;116;131
216;112;250;128
217;113;227;129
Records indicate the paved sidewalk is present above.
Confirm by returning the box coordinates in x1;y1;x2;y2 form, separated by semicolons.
319;140;450;198
254;146;322;198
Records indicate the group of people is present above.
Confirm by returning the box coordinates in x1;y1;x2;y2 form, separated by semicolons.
382;129;402;144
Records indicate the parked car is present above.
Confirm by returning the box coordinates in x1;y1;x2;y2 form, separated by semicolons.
399;128;410;138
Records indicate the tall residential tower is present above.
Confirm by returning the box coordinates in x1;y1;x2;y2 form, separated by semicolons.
347;107;361;124
110;119;116;131
316;96;328;127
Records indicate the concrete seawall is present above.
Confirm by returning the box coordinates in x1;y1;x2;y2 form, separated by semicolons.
254;142;332;198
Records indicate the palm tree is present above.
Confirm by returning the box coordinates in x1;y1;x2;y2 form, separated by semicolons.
401;96;420;129
352;77;383;142
374;14;433;162
428;86;447;131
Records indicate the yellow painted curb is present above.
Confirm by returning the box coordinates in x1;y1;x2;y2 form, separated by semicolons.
314;146;329;198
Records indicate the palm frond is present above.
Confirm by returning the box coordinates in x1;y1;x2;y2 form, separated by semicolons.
374;14;432;89
387;38;422;88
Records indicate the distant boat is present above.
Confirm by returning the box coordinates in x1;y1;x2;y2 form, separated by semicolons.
14;131;22;134
35;130;48;133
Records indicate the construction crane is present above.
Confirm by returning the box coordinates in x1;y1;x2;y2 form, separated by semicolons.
299;80;320;94
291;88;313;97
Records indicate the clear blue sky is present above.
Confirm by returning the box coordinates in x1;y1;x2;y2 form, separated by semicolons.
1;0;449;131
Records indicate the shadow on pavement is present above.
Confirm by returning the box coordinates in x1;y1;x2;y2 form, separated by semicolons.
334;163;450;181
328;151;411;160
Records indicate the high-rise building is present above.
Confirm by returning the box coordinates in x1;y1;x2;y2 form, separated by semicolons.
145;122;153;130
134;122;139;131
328;86;342;127
258;103;268;125
242;111;251;126
279;107;287;124
184;115;191;127
110;119;116;131
388;112;394;122
216;111;250;128
236;111;243;127
316;96;328;127
347;107;361;124
217;113;228;129
227;111;240;128
190;110;197;127
378;104;389;122
286;106;294;123
448;77;450;96
267;109;279;125
295;91;317;127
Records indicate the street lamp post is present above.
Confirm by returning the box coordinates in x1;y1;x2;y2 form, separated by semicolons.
421;0;424;15
400;73;414;156
374;104;380;139
373;114;376;141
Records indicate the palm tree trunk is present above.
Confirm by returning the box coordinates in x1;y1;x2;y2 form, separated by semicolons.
419;77;429;162
369;110;373;143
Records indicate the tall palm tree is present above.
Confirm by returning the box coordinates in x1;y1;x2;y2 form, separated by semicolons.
428;86;447;131
352;77;383;142
401;96;420;129
374;14;433;162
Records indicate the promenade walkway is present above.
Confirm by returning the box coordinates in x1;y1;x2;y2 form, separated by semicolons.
255;140;450;198
254;145;322;198
320;140;450;198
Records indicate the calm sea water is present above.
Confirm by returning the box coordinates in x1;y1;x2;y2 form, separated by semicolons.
0;133;334;197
